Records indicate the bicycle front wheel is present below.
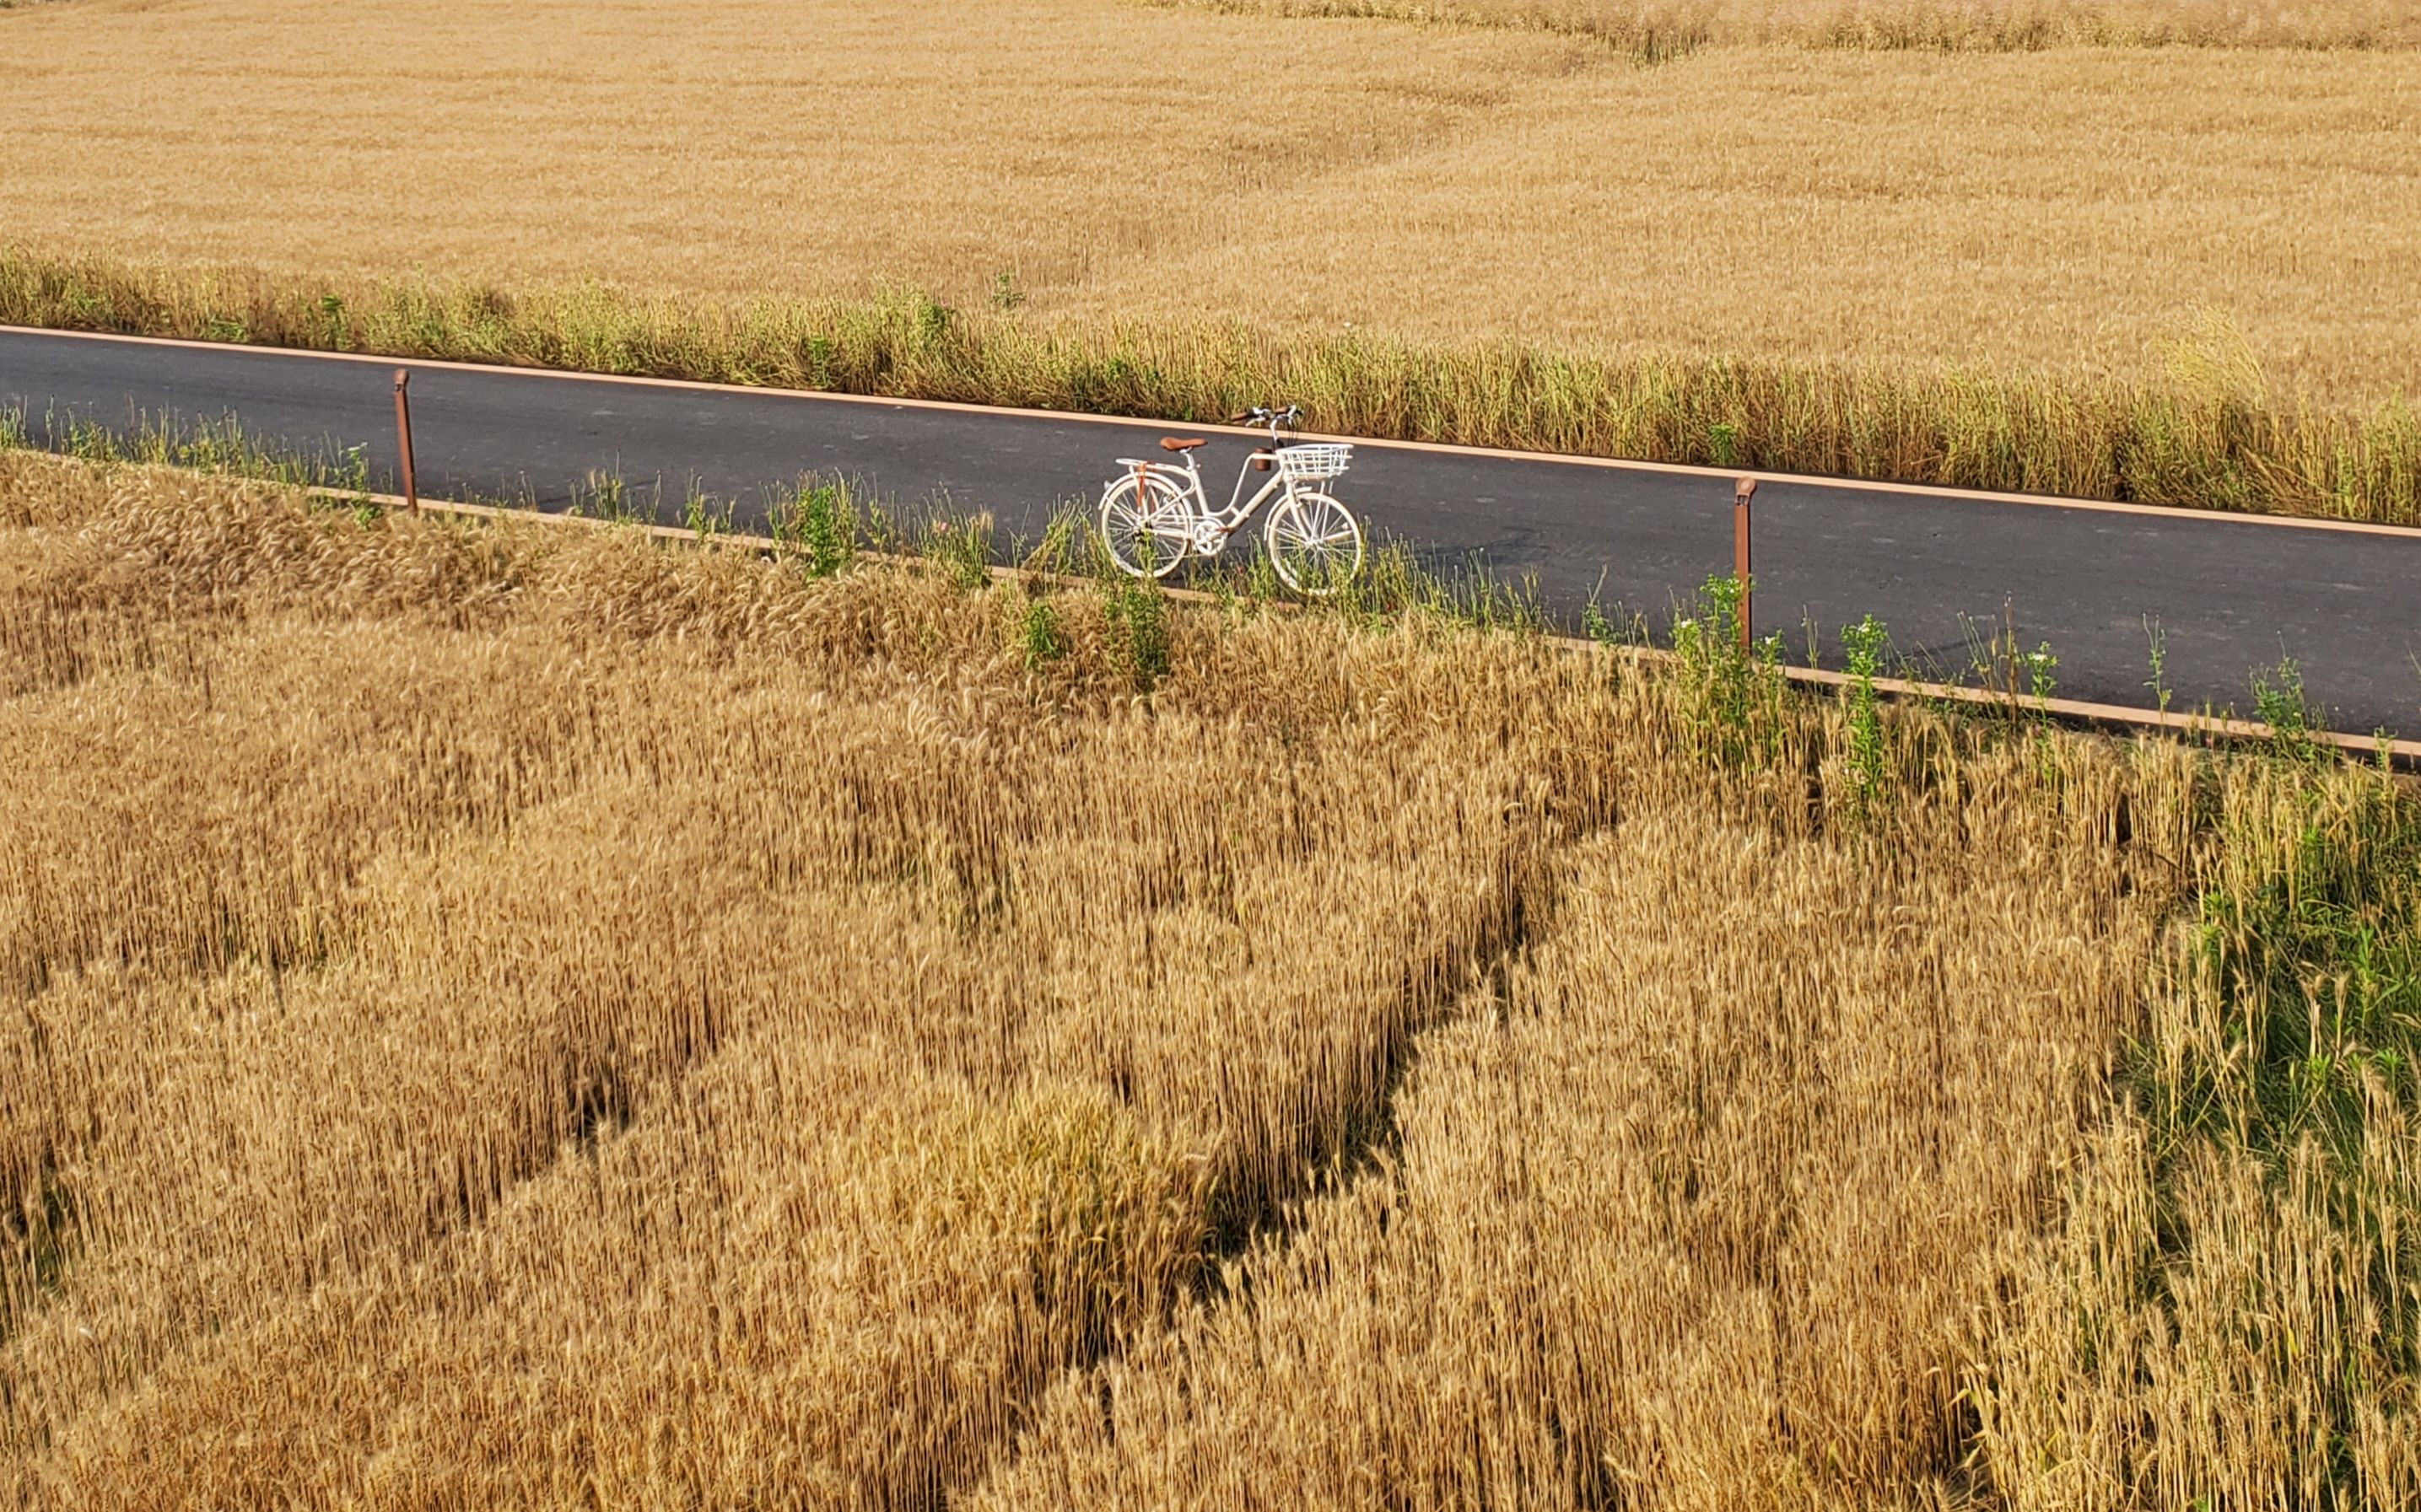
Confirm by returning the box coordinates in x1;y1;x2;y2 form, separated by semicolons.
1099;471;1193;580
1264;490;1364;596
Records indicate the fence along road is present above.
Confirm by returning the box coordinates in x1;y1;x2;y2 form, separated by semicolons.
6;325;2419;741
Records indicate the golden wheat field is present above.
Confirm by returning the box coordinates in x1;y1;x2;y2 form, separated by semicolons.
1168;0;2421;48
2;444;2417;1507
3;0;2419;406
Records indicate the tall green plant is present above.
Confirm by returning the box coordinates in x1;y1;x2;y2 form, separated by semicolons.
2252;654;2324;764
1017;594;1066;670
1839;613;1890;819
1671;574;1787;768
1104;575;1171;691
776;478;857;578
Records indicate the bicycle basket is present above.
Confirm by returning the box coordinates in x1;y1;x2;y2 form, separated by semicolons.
1275;443;1351;482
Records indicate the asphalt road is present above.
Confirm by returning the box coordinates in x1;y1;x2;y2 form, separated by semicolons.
7;328;2418;737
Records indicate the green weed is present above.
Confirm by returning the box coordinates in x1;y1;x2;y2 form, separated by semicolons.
777;478;857;578
1840;612;1890;818
1104;574;1171;691
2252;654;2324;763
569;471;639;525
925;512;995;591
1672;573;1787;768
1018;595;1067;670
2025;640;2062;785
2145;615;2173;715
1019;508;1092;583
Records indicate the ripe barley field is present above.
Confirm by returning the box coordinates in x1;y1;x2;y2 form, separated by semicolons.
1161;0;2421;51
2;444;2417;1506
3;0;2419;517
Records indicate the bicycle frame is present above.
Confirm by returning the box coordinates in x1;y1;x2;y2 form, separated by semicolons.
1129;449;1297;535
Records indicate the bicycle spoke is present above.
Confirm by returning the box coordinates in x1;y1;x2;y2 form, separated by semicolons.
1265;494;1363;597
1100;476;1193;579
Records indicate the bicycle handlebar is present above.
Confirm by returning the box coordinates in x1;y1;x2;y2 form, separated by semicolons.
1228;405;1305;431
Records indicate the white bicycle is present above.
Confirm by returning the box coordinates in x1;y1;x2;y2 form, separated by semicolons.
1097;405;1366;595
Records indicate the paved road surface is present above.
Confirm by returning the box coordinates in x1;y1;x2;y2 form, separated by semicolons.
7;328;2418;737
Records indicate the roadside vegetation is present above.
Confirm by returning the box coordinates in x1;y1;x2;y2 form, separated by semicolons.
1;443;2415;1505
5;0;2419;521
10;252;2420;525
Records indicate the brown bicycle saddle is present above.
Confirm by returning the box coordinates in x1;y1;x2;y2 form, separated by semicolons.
1159;437;1208;453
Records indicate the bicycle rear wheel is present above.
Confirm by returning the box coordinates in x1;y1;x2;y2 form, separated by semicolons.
1264;490;1364;596
1099;471;1193;579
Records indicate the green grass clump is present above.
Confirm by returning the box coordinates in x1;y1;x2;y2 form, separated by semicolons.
1103;575;1172;691
771;478;859;578
1669;573;1792;772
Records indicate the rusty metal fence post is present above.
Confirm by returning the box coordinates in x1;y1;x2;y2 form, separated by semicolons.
1733;476;1756;651
392;369;419;514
